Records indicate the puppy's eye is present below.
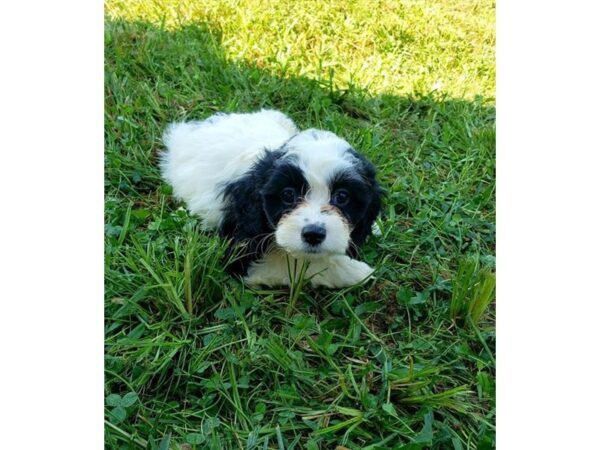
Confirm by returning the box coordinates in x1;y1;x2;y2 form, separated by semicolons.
281;187;297;205
331;189;350;207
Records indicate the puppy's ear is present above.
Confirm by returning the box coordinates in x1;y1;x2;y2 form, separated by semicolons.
348;156;385;258
219;150;283;275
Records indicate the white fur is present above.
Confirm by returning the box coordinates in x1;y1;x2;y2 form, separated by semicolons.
275;203;350;257
244;250;374;288
161;109;375;287
161;109;298;229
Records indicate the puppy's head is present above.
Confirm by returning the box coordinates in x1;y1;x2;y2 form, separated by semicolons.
220;129;382;273
260;131;380;258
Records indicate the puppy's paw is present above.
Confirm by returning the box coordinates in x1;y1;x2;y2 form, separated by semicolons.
309;255;375;288
346;259;375;285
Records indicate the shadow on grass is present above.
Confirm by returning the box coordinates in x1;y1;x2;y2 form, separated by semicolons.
105;17;495;281
105;18;495;450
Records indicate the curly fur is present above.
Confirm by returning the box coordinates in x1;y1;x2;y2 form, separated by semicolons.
161;109;382;287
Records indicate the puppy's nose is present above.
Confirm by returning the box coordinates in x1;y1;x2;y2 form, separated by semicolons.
302;224;326;246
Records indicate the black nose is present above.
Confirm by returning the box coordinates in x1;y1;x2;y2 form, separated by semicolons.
302;224;327;246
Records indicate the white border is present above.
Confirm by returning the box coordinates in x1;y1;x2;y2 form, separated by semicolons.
498;1;600;448
0;1;104;448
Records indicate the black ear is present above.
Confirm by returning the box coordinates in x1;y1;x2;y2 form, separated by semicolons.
347;155;384;259
219;150;283;275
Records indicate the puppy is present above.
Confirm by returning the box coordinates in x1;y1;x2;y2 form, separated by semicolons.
161;109;383;288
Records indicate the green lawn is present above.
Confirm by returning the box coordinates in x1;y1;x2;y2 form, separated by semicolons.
104;1;496;449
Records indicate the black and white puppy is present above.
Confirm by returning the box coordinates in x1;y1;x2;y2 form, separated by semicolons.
161;109;383;288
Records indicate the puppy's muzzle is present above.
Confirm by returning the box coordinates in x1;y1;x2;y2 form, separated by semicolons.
301;223;326;246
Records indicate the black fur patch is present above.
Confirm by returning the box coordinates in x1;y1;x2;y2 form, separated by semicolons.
261;159;308;228
219;151;308;276
335;149;384;258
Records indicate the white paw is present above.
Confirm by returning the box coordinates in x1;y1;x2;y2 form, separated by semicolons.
348;259;375;285
309;256;375;288
371;221;382;236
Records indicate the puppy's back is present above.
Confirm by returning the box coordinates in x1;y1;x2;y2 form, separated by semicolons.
161;109;298;229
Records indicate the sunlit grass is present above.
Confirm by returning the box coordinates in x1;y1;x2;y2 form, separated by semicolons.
105;0;495;99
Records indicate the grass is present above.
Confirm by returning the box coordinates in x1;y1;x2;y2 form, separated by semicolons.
104;1;495;448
